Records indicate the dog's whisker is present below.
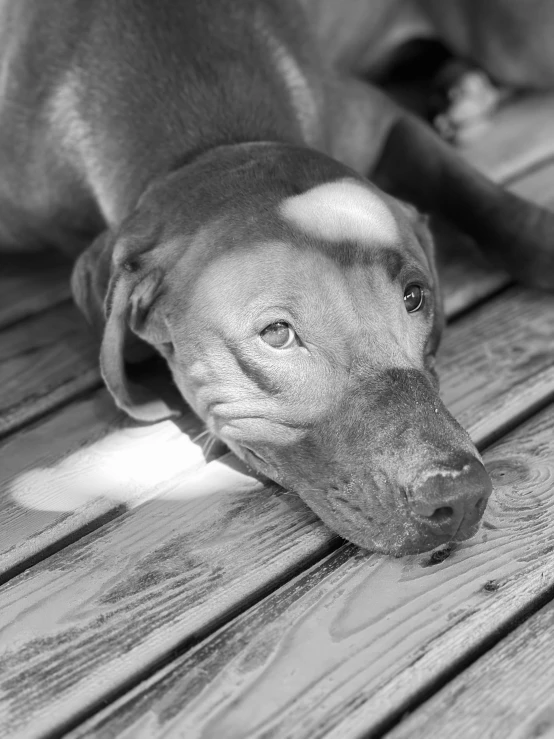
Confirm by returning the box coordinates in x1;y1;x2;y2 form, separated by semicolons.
202;433;219;459
202;436;215;456
191;429;211;445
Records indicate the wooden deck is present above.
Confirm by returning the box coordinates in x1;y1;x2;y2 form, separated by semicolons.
1;94;554;739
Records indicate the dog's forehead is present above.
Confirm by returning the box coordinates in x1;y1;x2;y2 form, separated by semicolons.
279;178;399;246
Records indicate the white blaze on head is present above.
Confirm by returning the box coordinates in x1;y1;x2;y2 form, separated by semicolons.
280;179;399;246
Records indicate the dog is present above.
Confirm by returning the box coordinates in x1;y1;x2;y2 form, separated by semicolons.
1;0;553;555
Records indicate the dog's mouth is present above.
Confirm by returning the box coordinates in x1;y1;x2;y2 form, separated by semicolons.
209;366;492;556
236;445;277;483
242;446;266;466
234;441;492;556
294;487;488;556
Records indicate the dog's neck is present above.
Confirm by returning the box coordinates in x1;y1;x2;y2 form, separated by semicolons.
122;142;356;262
94;142;362;340
67;4;325;229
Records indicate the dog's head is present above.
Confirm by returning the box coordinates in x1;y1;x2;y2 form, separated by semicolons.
72;143;491;555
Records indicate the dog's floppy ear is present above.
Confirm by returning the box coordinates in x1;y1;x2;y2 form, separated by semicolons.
100;265;181;422
71;231;115;337
72;228;181;422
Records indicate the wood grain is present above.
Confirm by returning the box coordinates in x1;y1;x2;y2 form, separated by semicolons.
385;599;554;739
0;391;209;579
1;285;553;738
0;303;101;438
0;254;71;330
69;403;554;739
438;289;554;448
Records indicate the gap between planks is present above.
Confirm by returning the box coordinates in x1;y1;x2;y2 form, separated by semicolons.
1;284;554;738
0;301;101;440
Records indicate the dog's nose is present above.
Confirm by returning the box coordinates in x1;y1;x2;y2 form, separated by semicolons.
410;455;492;539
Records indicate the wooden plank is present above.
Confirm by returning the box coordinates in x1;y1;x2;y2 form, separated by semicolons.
1;285;553;738
438;289;554;448
0;391;209;579
68;402;554;739
509;157;554;204
460;92;554;183
0;254;71;330
0;303;100;438
383;599;554;739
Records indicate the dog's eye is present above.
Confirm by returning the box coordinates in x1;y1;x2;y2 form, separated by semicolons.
260;321;297;349
403;284;424;313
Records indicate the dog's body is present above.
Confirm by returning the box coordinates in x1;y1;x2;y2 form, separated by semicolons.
2;0;554;553
3;0;554;258
0;0;417;252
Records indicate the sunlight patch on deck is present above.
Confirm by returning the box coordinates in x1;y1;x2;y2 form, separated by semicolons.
8;425;257;513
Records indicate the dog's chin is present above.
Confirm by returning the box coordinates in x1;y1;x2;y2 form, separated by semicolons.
289;493;463;557
225;445;483;556
331;524;457;557
319;513;483;557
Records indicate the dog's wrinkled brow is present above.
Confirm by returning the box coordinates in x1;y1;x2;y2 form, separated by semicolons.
315;241;411;280
377;247;404;281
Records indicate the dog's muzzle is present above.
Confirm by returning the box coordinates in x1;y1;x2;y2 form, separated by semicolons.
255;368;493;556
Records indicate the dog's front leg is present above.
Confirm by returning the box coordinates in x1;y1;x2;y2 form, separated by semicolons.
370;96;554;290
329;77;554;290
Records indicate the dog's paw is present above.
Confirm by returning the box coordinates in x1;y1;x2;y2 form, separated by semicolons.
432;61;508;145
